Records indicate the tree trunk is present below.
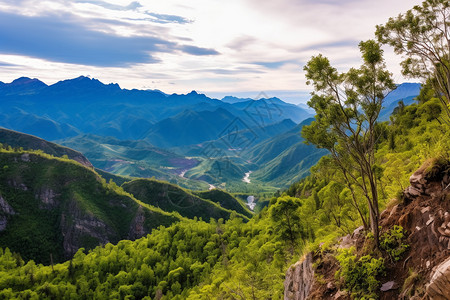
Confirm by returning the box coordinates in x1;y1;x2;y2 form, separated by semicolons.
369;208;380;248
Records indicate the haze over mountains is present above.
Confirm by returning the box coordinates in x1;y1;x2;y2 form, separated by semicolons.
0;76;310;141
0;76;421;190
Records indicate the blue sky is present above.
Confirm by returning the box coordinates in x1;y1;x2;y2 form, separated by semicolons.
0;0;422;104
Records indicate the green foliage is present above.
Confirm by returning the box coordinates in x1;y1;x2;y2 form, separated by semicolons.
380;225;409;262
269;196;304;247
194;189;253;218
58;134;210;191
0;213;292;299
376;0;450;121
335;247;385;299
0;150;180;263
302;39;396;246
122;179;249;221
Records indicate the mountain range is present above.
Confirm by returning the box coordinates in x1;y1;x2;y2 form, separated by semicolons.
0;128;251;264
0;76;311;141
0;77;422;190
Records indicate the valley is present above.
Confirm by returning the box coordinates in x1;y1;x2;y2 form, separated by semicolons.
0;77;421;196
0;0;449;298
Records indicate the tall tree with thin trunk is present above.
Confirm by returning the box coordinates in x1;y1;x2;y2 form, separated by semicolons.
376;0;450;121
301;40;395;247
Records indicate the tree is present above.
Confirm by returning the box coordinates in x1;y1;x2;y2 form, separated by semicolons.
269;196;304;249
301;40;395;247
376;0;450;120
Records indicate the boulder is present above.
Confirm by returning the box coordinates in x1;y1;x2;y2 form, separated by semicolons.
380;281;399;292
410;172;426;189
426;257;450;300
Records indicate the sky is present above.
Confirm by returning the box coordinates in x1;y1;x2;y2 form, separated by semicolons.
0;0;423;104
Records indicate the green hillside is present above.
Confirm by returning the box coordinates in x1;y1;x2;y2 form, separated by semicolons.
184;157;249;185
0;149;180;264
243;120;311;165
122;179;249;221
0;127;92;168
58;134;209;191
193;189;253;218
252;141;328;186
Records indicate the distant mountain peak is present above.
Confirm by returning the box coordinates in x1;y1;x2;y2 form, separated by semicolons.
10;77;47;87
51;76;121;91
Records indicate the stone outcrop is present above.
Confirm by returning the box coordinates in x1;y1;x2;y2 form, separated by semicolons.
426;256;450;299
284;252;314;300
60;199;113;258
0;195;15;231
288;161;450;300
128;205;146;240
35;187;59;208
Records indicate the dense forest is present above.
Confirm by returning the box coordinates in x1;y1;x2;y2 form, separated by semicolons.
0;0;449;299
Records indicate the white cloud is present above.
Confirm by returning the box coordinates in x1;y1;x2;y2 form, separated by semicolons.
0;0;424;104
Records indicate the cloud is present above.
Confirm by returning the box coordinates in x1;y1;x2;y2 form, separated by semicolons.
178;45;220;56
299;40;359;51
226;35;259;51
75;0;191;24
75;0;142;11
203;68;263;75
0;11;219;66
250;60;298;69
0;61;18;67
144;12;192;24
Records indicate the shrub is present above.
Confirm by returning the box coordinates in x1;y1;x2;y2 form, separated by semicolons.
380;225;409;262
335;247;385;299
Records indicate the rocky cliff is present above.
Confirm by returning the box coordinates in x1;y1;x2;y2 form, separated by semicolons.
0;151;179;264
284;159;450;299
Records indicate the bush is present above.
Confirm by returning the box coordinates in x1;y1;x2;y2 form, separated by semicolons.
380;225;409;262
335;247;385;299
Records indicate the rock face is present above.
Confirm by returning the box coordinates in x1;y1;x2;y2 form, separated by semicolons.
36;187;59;208
128;206;146;240
288;161;450;300
379;162;450;299
60;199;113;257
284;252;314;300
0;195;15;231
426;256;450;300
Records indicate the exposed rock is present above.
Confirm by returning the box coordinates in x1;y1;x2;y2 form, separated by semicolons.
333;291;345;300
339;226;364;249
326;282;336;292
7;180;28;191
0;195;15;232
20;153;30;162
380;281;398;292
128;205;146;240
426;256;450;299
60;199;112;258
405;186;421;198
72;155;93;169
421;206;431;214
0;195;15;215
338;234;352;249
284;252;314;300
36;188;58;208
0;216;7;231
410;172;427;188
